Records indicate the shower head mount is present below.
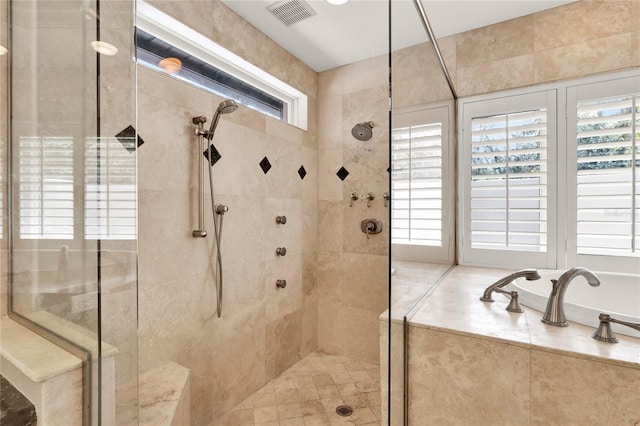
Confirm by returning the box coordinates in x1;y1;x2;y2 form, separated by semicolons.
352;121;374;141
206;99;239;140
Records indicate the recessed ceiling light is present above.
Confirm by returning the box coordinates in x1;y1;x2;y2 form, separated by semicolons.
90;41;118;56
0;45;7;56
158;57;182;74
326;0;349;4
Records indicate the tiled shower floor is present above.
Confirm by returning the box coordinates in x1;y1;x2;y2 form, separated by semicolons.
215;351;382;425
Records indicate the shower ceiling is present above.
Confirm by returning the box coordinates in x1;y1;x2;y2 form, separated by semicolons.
220;0;577;72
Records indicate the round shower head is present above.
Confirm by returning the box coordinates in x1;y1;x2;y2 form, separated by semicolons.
218;99;238;114
352;121;374;141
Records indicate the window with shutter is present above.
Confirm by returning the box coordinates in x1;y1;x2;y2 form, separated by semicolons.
470;108;548;251
392;104;454;263
461;90;557;268
567;75;640;272
575;95;639;255
85;137;137;240
19;137;74;239
392;123;442;246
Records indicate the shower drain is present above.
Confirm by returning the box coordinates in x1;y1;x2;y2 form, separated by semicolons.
336;405;354;417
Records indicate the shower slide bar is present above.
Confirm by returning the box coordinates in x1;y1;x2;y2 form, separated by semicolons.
190;99;238;318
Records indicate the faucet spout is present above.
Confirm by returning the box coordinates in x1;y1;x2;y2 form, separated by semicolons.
541;267;600;327
480;268;541;302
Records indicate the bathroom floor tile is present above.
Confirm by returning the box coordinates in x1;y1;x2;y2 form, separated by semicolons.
215;351;381;425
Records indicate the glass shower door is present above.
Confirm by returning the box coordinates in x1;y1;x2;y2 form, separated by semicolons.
7;0;138;423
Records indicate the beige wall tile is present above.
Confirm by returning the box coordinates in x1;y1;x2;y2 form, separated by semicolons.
458;54;535;97
336;306;382;364
210;300;268;419
318;95;343;150
317;298;342;355
339;55;388;96
393;72;454;108
264;254;303;324
393;43;443;82
534;33;632;84
318;201;344;253
437;34;457;81
456;15;535;68
317;251;343;304
341;254;388;313
530;350;640;425
148;0;214;41
407;327;531;425
266;309;303;377
301;294;318;357
318;149;344;202
534;0;633;51
632;30;640;66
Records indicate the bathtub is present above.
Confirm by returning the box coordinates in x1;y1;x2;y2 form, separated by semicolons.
509;270;640;339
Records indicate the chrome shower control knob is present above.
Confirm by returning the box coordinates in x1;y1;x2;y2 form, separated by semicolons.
276;216;287;224
349;193;359;207
276;279;287;289
366;192;375;207
276;247;287;256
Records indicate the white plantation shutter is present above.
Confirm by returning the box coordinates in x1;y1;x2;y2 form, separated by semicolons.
575;94;639;256
470;109;548;251
392;122;443;246
392;104;454;263
19;137;74;239
85;137;137;240
461;90;556;268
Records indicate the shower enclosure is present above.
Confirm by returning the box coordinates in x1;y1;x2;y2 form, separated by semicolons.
1;0;458;424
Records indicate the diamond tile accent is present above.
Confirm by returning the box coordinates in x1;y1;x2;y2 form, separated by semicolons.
260;156;272;174
203;144;222;166
336;166;349;181
298;165;307;180
386;167;390;173
115;125;145;152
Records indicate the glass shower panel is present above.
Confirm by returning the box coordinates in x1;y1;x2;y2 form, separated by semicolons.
389;0;457;424
8;0;138;423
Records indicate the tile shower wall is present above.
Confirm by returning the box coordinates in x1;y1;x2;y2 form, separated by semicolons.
438;0;640;98
137;1;317;424
316;55;390;365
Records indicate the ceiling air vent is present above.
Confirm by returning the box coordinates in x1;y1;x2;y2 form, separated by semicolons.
267;0;317;27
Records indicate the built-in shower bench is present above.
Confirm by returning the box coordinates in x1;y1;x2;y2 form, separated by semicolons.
0;317;83;425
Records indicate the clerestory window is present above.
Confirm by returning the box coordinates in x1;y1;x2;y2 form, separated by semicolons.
136;0;308;130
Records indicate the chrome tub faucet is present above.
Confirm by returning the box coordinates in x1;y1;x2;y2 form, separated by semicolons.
541;267;600;327
480;269;541;302
480;269;541;313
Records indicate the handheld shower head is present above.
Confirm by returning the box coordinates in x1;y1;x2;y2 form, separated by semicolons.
352;121;374;141
206;99;238;140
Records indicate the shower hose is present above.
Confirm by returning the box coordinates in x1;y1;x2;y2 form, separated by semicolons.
207;144;224;318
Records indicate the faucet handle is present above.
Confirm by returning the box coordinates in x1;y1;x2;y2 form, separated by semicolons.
592;312;640;343
365;192;375;207
494;288;524;313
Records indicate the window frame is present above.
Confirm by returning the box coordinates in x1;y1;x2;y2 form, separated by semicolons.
459;89;558;269
566;74;640;274
458;68;640;274
136;0;308;130
392;101;455;264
